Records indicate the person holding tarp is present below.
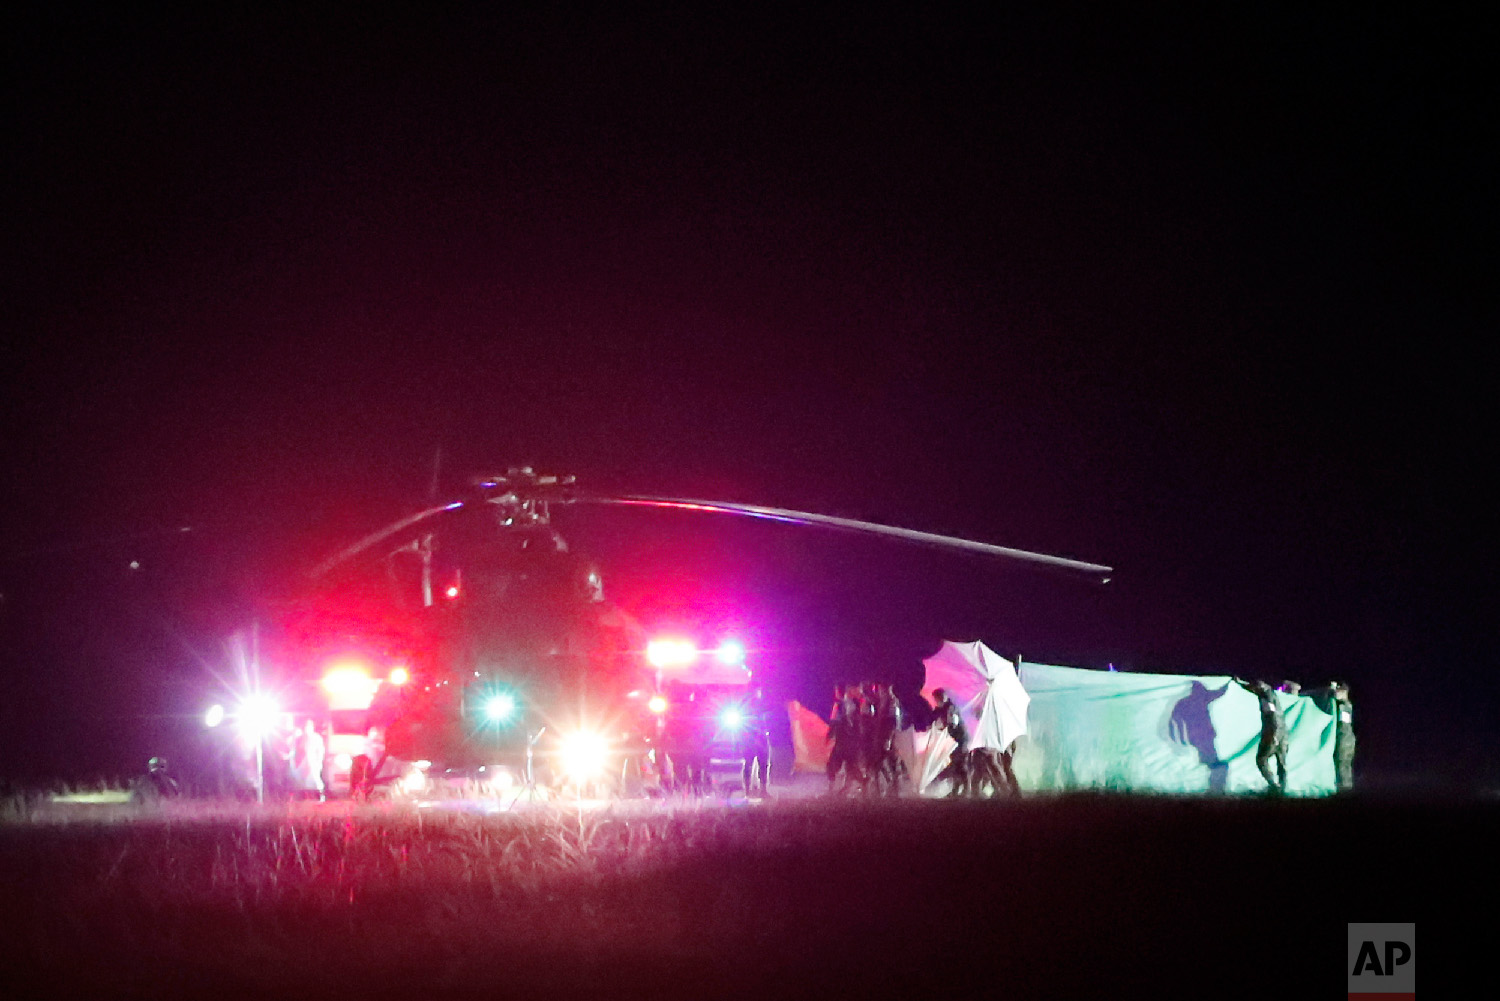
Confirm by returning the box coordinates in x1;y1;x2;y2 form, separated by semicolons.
1234;678;1298;794
1331;682;1355;792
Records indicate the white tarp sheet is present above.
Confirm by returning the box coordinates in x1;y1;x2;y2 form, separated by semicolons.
1014;662;1336;795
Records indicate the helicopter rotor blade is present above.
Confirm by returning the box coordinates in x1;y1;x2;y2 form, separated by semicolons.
578;496;1113;578
309;501;465;578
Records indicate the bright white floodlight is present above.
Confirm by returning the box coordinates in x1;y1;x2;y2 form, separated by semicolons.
559;731;609;781
203;703;226;728
237;693;280;738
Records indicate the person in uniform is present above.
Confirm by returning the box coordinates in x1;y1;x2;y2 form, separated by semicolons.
1235;679;1294;794
1331;682;1355;792
871;682;907;796
134;756;180;802
854;683;880;795
931;688;970;796
968;742;1021;798
825;684;863;795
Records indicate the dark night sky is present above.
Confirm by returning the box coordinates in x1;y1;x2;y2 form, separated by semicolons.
2;8;1493;784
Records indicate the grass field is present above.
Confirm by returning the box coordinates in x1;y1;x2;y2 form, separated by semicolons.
2;787;1490;999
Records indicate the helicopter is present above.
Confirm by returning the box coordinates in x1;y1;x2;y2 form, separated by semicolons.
209;467;1112;800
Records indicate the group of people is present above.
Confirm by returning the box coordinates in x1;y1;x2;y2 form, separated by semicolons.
135;714;331;804
823;683;1021;798
1234;678;1356;794
827;675;1356;799
825;682;908;796
929;687;1022;798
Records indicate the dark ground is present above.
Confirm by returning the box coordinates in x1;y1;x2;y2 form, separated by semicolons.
2;793;1489;999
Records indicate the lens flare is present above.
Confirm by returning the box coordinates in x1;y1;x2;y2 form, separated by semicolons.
559;731;609;781
485;693;517;723
646;638;697;668
321;664;378;709
237;694;280;738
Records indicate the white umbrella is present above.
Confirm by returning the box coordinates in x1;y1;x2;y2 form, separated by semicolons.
917;640;1030;793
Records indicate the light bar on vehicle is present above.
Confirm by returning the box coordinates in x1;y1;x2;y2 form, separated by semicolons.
646;638;697;668
321;664;379;710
